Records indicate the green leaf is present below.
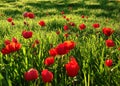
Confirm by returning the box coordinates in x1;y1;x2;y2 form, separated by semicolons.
7;79;12;86
0;73;3;80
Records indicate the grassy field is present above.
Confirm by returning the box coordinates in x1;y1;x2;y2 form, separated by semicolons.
0;0;120;86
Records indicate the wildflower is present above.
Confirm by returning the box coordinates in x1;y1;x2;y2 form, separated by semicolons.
44;57;54;66
22;30;33;39
24;68;39;81
27;12;35;19
106;39;115;47
65;57;80;77
7;17;12;22
38;20;46;27
79;23;86;30
102;27;114;36
41;69;53;83
63;25;69;31
92;23;100;28
105;59;113;67
49;48;57;56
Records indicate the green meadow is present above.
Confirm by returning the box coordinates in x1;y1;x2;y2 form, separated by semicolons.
0;0;120;86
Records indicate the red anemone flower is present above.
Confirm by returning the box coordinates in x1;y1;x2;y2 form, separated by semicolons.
41;69;53;83
65;57;80;77
55;43;69;55
105;59;113;67
44;56;54;66
38;20;46;27
49;48;57;56
22;30;33;39
105;39;115;47
102;27;114;36
92;23;100;28
27;12;35;19
79;23;86;30
7;17;13;22
24;68;39;81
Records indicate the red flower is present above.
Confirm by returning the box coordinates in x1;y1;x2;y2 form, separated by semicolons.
69;22;75;26
66;18;70;21
24;68;39;81
65;57;80;77
44;56;54;66
118;47;120;51
1;41;21;55
102;28;114;36
38;20;46;27
7;17;12;22
27;12;35;19
63;25;69;31
56;30;60;35
23;12;29;18
49;48;57;56
35;40;39;44
55;43;69;55
63;16;66;18
79;23;86;30
22;30;33;39
12;37;18;43
64;33;69;38
92;23;100;28
9;42;21;52
14;42;21;51
105;39;115;47
63;41;76;50
1;47;10;55
4;37;18;46
31;40;40;48
4;40;10;45
8;42;16;52
31;43;36;48
105;59;113;67
11;22;15;26
41;69;53;83
69;56;77;62
81;15;85;18
1;37;21;54
61;11;64;15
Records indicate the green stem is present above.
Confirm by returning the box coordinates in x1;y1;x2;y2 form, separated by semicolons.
45;82;51;86
84;72;87;86
45;83;48;86
88;73;90;86
109;70;111;85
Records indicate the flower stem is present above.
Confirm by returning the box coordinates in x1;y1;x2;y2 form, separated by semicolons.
88;73;90;86
45;83;49;86
84;71;87;86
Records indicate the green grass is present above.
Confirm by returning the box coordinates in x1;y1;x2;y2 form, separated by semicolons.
0;0;120;86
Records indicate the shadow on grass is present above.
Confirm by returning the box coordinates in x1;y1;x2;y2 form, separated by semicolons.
4;9;22;18
1;0;120;19
24;0;120;18
85;1;120;18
